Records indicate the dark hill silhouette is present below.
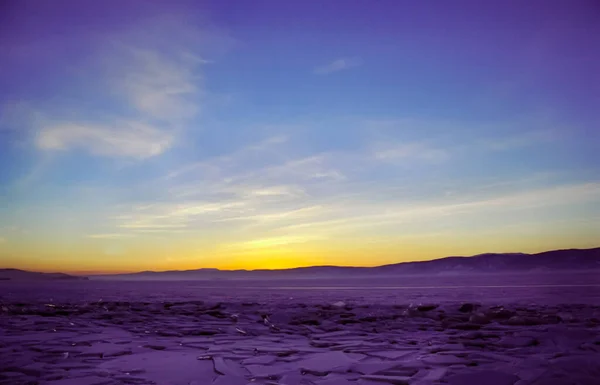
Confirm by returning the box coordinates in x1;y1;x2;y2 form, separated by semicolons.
88;247;600;280
0;269;88;281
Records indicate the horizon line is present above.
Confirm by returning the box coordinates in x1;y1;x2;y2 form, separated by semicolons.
3;246;597;277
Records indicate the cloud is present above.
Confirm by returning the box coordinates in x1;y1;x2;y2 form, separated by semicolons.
215;205;327;224
277;182;600;235
108;144;346;233
36;121;174;159
99;137;360;234
116;201;250;230
87;233;134;239
245;135;288;151
81;119;597;243
463;182;600;211
164;135;289;180
77;117;600;252
314;57;362;74
222;184;307;200
32;47;199;159
0;237;5;244
117;48;204;120
312;170;346;180
362;118;561;158
26;16;217;160
165;152;348;206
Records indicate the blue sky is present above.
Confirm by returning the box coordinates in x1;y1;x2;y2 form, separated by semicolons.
0;0;598;272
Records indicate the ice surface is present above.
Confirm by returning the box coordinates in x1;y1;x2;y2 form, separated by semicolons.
1;271;599;384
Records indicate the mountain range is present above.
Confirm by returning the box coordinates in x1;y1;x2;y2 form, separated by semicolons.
89;247;600;281
0;268;89;281
2;247;598;281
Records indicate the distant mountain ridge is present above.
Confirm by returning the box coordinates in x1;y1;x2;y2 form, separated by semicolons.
0;268;88;281
90;247;600;280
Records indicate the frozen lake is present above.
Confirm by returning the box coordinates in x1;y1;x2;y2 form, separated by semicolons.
2;271;599;305
2;270;600;384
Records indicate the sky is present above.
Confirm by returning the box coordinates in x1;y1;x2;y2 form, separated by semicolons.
0;0;599;274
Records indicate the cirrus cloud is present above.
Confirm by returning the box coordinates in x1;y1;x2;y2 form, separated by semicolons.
36;121;174;159
314;57;362;74
29;17;216;160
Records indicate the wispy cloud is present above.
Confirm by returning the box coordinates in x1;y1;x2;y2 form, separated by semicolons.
164;153;348;207
36;121;174;159
277;182;600;235
249;155;347;184
31;110;594;254
117;48;204;120
214;205;327;224
116;201;250;231
362;118;560;157
314;57;362;74
101;134;454;235
87;233;134;239
29;19;213;160
164;135;289;180
222;184;307;200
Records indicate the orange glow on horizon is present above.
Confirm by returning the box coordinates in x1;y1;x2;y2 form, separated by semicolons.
3;231;599;275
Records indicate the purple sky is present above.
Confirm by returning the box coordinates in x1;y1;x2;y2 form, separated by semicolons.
0;0;599;272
